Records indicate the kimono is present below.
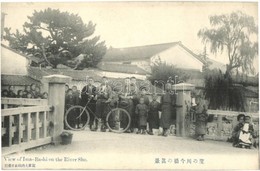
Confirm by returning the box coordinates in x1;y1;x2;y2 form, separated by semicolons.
195;103;208;135
65;94;77;128
238;123;254;146
231;122;244;146
129;86;139;129
160;91;176;129
65;94;75;109
135;103;149;127
148;101;160;129
72;91;80;105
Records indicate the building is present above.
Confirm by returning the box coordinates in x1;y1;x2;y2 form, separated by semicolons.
99;41;206;74
1;44;41;92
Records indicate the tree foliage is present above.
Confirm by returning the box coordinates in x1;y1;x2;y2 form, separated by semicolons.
198;11;258;75
3;8;106;69
148;58;191;87
203;69;246;111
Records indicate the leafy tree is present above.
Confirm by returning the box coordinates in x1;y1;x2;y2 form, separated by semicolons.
3;8;106;69
203;69;246;111
198;11;258;75
148;58;190;88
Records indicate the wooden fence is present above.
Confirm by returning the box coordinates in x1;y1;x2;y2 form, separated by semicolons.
1;75;71;156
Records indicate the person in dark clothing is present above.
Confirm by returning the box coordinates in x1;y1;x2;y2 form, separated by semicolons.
119;77;135;133
30;83;37;98
160;83;176;137
7;86;16;98
65;84;69;95
23;85;30;95
42;92;48;99
194;95;208;141
96;76;112;132
81;77;97;131
17;90;24;98
65;89;77;129
238;115;255;148
34;86;41;99
26;92;33;99
136;97;149;135
2;89;9;97
148;94;160;135
129;77;139;132
72;85;80;105
231;114;245;147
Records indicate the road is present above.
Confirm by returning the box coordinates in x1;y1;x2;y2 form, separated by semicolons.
4;131;259;170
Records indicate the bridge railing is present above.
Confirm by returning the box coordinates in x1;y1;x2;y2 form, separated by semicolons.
1;75;71;156
188;109;259;140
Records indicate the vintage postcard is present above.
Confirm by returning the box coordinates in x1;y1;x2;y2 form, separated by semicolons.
1;1;259;170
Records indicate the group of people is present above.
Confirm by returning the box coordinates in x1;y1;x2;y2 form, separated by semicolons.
230;114;257;149
65;76;182;137
1;84;48;99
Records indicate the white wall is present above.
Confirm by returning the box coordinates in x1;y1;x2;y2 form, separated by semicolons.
151;45;203;71
1;46;29;75
98;70;147;80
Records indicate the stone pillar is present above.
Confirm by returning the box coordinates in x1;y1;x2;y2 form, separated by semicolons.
42;75;71;145
172;83;195;137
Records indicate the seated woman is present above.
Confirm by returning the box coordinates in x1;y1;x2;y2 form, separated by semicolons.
238;115;254;148
231;114;245;147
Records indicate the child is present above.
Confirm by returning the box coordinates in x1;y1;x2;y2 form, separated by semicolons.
17;90;23;98
72;85;80;105
65;89;76;129
148;94;160;135
135;97;149;134
231;114;245;147
238;115;254;148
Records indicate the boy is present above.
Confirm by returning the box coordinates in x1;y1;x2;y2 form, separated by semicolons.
148;94;160;135
135;97;149;134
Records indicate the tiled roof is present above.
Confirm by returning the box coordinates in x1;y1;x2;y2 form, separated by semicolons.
103;42;206;63
103;42;181;62
97;63;149;75
1;75;40;86
28;67;101;81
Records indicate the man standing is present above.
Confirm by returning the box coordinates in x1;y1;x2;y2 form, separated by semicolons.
81;77;97;131
96;76;112;132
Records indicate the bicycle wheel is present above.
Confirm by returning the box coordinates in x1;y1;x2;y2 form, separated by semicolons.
65;105;90;131
106;108;131;133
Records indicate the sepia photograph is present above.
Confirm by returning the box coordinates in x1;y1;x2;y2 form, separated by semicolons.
1;1;259;170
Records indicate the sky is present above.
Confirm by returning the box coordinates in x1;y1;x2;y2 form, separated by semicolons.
1;2;259;73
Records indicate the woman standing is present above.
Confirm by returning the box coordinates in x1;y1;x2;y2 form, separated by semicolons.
160;83;176;137
194;95;208;141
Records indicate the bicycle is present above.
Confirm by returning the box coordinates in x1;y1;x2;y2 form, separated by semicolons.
64;96;131;133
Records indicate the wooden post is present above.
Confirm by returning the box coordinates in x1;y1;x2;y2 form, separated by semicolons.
173;83;195;137
42;75;71;145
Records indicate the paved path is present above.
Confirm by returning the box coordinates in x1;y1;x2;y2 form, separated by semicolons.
5;131;259;170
